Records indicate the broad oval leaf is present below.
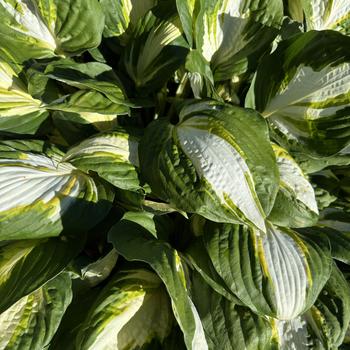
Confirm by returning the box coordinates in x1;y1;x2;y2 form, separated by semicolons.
0;273;72;350
268;144;319;227
0;0;105;62
246;30;350;157
0;235;83;314
0;60;48;135
194;0;283;80
0;140;114;240
108;211;209;350
139;101;279;232
76;269;173;350
203;221;332;320
63;127;142;191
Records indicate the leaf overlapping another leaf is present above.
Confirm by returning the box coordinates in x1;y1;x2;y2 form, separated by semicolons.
0;1;349;349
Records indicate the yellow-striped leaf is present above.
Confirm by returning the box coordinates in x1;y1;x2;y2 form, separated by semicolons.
268;144;319;227
139;101;279;232
246;30;350;157
0;140;114;240
203;221;332;320
76;269;173;350
0;273;72;350
64;127;142;191
0;60;48;135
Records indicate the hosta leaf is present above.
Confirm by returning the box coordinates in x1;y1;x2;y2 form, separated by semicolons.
122;5;188;92
203;221;332;320
139;100;279;232
318;207;350;233
301;0;350;34
246;30;350;156
48;284;102;350
268;144;319;227
0;59;48;135
50;111;104;146
175;0;195;46
63;127;142;191
301;225;350;264
80;249;119;288
50;110;121;147
108;211;208;350
101;0;158;38
185;50;218;99
28;59;130;116
0;140;114;240
311;168;343;199
0;0;104;63
306;263;350;349
293;150;350;173
192;271;279;350
287;0;304;23
55;111;119;130
275;317;314;350
194;0;283;80
276;263;350;349
76;269;173;350
0;272;72;350
186;238;242;303
0;235;83;314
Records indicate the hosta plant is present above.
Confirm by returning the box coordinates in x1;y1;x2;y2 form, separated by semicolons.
0;0;349;349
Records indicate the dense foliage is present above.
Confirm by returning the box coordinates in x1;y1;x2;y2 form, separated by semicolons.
0;0;349;349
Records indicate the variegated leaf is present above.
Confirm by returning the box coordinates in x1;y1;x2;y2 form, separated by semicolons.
0;60;48;135
0;273;72;350
0;236;82;314
122;5;188;91
76;269;173;350
64;128;142;191
176;116;266;231
0;0;104;62
101;0;158;38
203;221;332;320
0;140;113;240
176;0;196;46
301;0;350;34
306;263;350;349
264;62;350;154
194;0;283;80
108;211;208;350
275;263;350;349
80;249;119;288
246;30;350;156
268;144;319;227
28;59;130;116
50;110;120;148
139;101;279;232
275;317;311;350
